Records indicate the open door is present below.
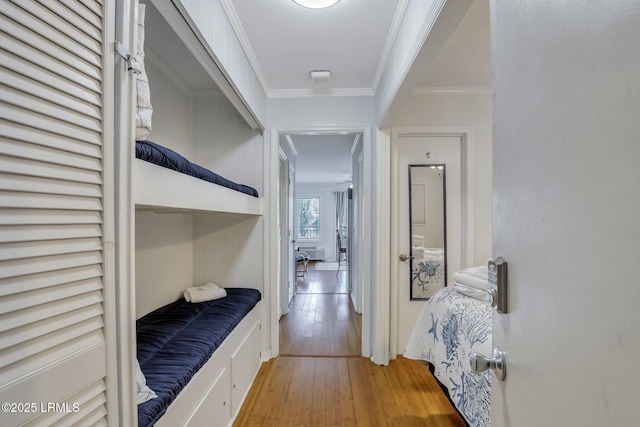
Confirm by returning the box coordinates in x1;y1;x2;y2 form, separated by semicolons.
391;127;467;358
491;1;640;425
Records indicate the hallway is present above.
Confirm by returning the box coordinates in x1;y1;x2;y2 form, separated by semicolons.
280;262;361;356
234;356;465;427
238;264;465;425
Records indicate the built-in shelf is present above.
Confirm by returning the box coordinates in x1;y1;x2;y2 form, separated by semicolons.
133;159;263;216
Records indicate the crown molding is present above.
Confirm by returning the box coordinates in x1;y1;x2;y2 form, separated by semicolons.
220;0;270;94
372;0;409;93
267;87;375;98
413;86;492;95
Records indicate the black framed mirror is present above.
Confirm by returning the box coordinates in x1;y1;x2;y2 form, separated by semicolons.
409;164;447;300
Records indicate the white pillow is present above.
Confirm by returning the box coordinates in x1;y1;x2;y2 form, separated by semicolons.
135;3;153;140
136;359;157;405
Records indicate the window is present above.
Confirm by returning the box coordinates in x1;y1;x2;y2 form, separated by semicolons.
298;196;320;240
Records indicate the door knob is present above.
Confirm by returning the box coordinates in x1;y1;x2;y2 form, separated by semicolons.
469;348;506;381
398;253;414;262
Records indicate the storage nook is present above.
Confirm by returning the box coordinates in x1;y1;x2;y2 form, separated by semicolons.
131;1;265;426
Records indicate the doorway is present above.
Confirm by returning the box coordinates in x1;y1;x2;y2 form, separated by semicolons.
276;131;364;357
389;126;476;358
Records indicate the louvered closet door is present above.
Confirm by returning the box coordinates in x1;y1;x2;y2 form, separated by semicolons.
0;1;112;425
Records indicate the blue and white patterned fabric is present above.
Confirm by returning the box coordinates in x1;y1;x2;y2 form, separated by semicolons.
411;248;445;298
405;287;493;427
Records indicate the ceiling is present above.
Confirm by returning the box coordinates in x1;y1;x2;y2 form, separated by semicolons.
228;0;491;184
286;134;357;184
228;0;402;96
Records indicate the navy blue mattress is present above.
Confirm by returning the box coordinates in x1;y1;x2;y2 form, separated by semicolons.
136;288;261;427
135;140;259;197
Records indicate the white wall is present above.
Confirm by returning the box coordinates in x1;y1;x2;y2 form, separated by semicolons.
135;47;264;319
268;96;375;127
393;90;492;265
171;0;267;125
193;94;264;195
145;56;194;156
135;212;194;317
391;90;492;355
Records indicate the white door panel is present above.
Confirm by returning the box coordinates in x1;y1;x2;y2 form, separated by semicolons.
491;1;640;425
391;132;462;355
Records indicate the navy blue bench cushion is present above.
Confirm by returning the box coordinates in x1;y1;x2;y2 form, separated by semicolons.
135;140;259;198
136;288;261;427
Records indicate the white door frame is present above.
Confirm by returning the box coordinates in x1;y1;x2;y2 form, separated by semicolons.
277;150;289;316
266;125;374;359
389;126;476;358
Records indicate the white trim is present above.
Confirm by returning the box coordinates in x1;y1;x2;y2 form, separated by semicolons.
219;0;270;95
413;86;492;96
372;128;391;365
102;1;118;424
268;88;375;98
376;0;447;126
285;134;298;156
266;127;279;357
372;0;409;93
268;124;373;360
278;146;287;161
114;1;137;424
350;133;361;155
388;126;476;358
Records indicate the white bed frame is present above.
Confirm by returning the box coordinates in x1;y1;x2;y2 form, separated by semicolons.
134;159;262;215
131;1;266;425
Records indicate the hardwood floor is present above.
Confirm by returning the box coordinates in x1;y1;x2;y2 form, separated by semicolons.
280;292;362;356
296;261;349;294
234;356;465;427
235;262;464;426
281;262;361;356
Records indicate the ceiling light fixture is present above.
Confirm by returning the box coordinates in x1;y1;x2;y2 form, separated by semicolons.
310;70;332;83
292;0;341;9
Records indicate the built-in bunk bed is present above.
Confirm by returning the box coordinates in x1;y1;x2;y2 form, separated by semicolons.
129;1;265;426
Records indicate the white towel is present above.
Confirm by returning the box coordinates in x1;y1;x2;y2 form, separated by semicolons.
412;235;424;247
413;246;425;260
452;266;489;290
184;282;220;302
188;287;227;303
453;282;488;302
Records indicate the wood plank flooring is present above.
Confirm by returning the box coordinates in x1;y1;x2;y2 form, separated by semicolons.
235;262;464;426
296;262;349;294
234;356;465;427
280;292;362;356
281;262;361;356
